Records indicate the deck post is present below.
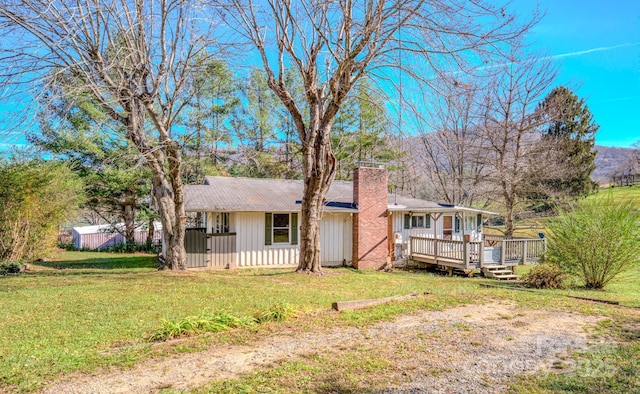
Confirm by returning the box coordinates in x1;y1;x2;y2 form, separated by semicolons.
463;240;469;269
479;239;485;268
500;240;506;265
522;240;528;265
434;238;439;264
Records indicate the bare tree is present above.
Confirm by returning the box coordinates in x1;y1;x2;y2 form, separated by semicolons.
222;0;535;273
415;79;488;205
480;50;558;236
0;0;217;269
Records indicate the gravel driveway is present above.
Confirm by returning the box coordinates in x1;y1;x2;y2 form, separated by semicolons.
40;301;605;394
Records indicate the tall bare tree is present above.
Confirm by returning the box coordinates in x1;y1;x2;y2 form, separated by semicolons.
416;79;488;205
222;0;536;273
480;51;558;236
0;0;217;269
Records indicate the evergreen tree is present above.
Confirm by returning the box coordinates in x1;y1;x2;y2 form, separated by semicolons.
332;80;400;181
538;86;598;198
182;58;239;183
31;85;154;248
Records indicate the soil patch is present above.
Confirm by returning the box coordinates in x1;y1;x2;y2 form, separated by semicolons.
40;301;608;394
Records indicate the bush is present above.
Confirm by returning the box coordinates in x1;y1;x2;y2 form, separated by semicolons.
521;264;567;289
57;242;78;251
0;159;83;262
546;196;640;289
0;262;21;276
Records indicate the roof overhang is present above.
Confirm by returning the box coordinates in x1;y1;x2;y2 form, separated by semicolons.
387;205;499;216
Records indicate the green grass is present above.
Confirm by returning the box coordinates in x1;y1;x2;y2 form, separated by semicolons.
508;318;640;394
588;185;640;209
514;263;640;308
0;251;479;392
1;250;638;392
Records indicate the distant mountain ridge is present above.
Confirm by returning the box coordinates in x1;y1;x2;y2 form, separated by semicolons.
592;145;637;185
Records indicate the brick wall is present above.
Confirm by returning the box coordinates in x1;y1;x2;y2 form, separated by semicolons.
352;166;389;269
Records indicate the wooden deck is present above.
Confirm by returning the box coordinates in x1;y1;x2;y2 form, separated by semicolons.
408;235;546;272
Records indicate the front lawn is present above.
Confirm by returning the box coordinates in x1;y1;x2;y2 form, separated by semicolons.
1;251;478;392
1;251;638;392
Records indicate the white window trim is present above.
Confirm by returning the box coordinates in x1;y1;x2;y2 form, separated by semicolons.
272;212;291;244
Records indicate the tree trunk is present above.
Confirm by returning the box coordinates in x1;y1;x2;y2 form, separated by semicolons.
146;216;155;246
296;126;336;273
504;199;515;237
126;107;187;270
152;172;186;270
123;199;136;248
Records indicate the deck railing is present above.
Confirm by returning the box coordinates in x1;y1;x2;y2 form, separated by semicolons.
502;238;546;263
410;236;482;266
409;235;545;267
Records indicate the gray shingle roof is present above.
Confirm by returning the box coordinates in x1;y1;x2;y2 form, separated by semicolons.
185;177;356;212
185;176;496;215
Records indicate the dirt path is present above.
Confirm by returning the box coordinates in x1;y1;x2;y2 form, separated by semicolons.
40;301;606;394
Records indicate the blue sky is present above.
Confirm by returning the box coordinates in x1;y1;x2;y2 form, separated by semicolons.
1;1;638;150
514;0;640;147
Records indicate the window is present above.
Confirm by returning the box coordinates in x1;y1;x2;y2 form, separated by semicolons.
454;217;461;233
411;215;424;228
212;212;229;234
273;213;290;243
465;215;476;232
404;214;431;229
265;213;298;245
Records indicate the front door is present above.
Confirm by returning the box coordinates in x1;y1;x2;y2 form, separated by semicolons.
443;216;453;239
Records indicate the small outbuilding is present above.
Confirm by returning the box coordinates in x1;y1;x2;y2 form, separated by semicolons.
71;222;162;250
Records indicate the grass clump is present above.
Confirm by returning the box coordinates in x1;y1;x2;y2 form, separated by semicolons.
149;310;256;341
255;302;298;323
150;303;298;341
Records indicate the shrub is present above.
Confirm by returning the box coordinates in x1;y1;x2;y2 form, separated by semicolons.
0;262;21;276
57;242;78;251
0;159;83;262
546;196;640;289
521;264;567;289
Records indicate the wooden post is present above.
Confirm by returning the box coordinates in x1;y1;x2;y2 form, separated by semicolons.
463;240;469;269
387;211;393;260
522;240;528;265
461;212;468;268
500;239;505;265
434;238;439;264
479;239;485;268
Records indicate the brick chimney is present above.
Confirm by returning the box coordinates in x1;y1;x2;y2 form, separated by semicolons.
352;164;389;269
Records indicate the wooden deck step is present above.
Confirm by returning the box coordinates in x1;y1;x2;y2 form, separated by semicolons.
482;265;519;280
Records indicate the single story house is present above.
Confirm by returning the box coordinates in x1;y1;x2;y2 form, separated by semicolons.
180;164;545;272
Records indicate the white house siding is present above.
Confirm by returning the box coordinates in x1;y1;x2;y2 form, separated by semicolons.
320;212;352;265
232;212;298;267
391;211;482;260
229;211;352;268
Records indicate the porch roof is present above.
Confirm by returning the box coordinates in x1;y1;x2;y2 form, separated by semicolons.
388;195;498;216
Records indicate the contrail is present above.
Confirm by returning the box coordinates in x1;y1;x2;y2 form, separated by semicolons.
548;42;640;59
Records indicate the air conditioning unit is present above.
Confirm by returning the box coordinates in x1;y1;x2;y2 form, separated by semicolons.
393;232;403;244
